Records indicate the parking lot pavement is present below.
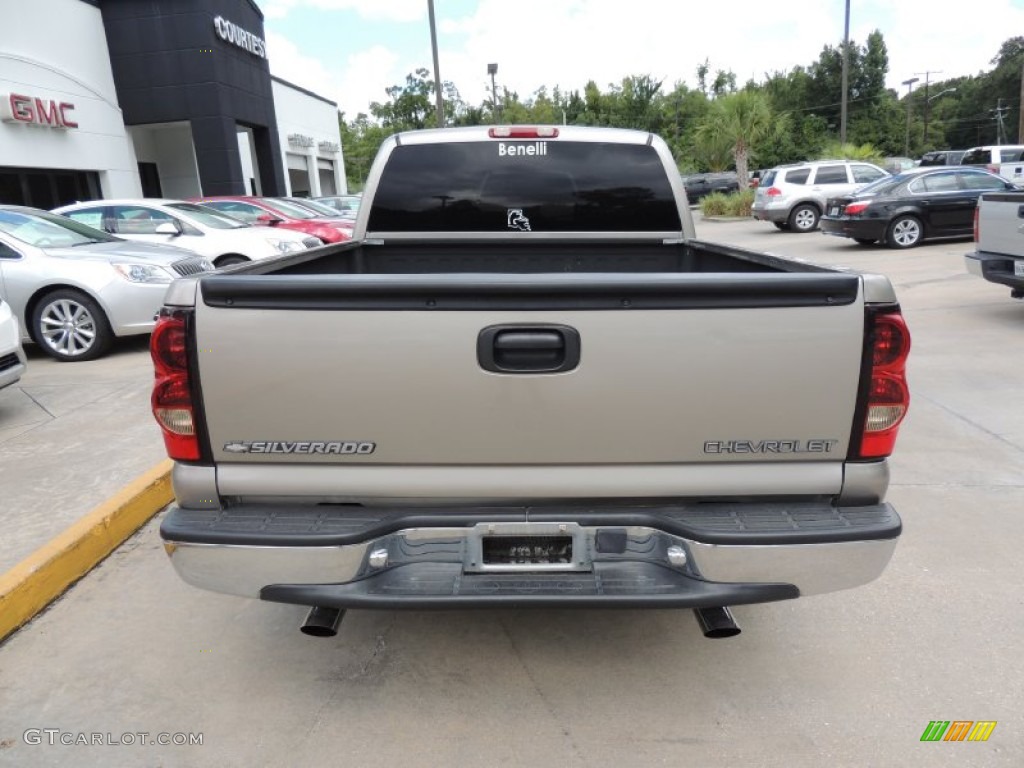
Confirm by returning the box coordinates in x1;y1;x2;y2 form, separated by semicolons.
0;336;165;575
1;223;1022;766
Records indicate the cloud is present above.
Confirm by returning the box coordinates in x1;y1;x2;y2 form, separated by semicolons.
432;0;1024;111
261;0;424;23
266;31;402;118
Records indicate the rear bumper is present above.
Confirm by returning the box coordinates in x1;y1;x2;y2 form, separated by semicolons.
161;501;900;608
965;251;1024;289
820;217;888;241
751;205;789;223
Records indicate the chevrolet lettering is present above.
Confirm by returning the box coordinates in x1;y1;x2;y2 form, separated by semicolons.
703;439;839;454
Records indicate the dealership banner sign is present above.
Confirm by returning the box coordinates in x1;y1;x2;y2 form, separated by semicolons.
1;93;77;129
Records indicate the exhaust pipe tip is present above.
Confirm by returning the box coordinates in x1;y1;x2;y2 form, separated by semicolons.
694;606;741;639
300;606;345;637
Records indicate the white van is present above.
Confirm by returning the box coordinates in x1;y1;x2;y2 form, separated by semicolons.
960;145;1024;183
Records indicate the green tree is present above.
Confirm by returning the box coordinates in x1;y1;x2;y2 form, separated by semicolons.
695;90;784;182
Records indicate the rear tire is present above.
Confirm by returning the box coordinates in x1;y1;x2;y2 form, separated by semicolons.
32;289;113;362
215;254;249;267
886;216;923;249
788;204;820;232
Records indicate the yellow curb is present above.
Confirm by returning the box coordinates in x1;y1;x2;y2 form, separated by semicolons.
0;459;174;643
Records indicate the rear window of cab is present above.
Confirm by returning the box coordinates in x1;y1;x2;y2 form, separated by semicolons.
367;142;682;233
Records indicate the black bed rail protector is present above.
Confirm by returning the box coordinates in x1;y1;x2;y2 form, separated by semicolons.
199;272;860;311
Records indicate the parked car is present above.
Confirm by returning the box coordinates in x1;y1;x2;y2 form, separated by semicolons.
54;200;320;268
882;157;917;174
193;196;352;244
0;205;212;361
275;197;355;230
314;194;361;216
0;298;28;389
684;169;741;202
919;149;966;167
820;167;1018;249
966;189;1024;299
682;172;740;203
752;160;889;232
959;145;1024;183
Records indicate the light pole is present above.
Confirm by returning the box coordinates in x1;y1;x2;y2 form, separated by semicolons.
925;87;956;146
902;77;919;157
840;0;850;144
487;62;499;123
427;0;443;128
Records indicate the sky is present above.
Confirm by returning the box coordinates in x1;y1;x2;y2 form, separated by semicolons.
260;0;1024;120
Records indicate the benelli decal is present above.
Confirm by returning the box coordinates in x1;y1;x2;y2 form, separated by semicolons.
497;141;547;157
703;439;838;455
507;209;532;231
223;441;376;455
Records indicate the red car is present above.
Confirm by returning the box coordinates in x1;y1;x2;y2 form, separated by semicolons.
192;196;352;244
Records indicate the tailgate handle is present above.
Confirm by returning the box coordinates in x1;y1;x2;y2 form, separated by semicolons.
478;325;581;373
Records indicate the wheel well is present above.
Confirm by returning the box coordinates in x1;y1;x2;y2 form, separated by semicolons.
214;253;249;266
791;200;821;214
25;285;106;343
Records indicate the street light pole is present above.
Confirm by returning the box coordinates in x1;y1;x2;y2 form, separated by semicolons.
427;0;443;128
915;70;941;148
902;77;919;157
925;87;956;147
487;62;499;124
840;0;850;145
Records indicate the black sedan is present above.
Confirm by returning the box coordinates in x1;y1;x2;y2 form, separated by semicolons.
820;168;1018;248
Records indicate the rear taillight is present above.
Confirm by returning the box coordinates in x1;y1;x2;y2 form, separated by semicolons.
974;206;979;242
765;186;782;196
854;311;911;459
488;126;559;138
845;202;870;216
151;308;199;461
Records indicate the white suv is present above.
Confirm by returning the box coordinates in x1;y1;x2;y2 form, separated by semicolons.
960;145;1024;184
752;160;889;232
54;200;321;267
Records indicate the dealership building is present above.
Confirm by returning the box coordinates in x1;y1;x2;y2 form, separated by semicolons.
0;0;348;209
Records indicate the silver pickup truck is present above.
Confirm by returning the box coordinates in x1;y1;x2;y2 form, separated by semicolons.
152;126;910;640
965;191;1024;298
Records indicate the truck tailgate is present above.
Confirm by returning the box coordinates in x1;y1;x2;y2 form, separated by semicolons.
193;273;864;479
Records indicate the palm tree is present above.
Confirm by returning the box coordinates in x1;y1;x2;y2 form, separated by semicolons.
695;91;786;184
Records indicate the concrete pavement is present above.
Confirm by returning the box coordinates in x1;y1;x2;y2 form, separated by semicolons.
0;335;166;577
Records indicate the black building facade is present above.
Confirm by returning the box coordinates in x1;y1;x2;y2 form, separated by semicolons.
98;0;286;195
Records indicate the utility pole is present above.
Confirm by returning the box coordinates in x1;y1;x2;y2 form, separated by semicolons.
902;77;919;157
840;0;850;144
991;99;1010;144
915;70;942;148
427;0;444;128
1019;57;1024;142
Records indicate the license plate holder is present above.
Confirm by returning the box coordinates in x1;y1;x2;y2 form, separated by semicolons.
466;522;588;572
1014;261;1024;277
830;206;840;216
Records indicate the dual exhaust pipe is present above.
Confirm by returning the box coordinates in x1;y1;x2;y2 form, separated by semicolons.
300;604;739;639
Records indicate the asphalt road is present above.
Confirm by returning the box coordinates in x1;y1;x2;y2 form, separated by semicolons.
0;220;1021;767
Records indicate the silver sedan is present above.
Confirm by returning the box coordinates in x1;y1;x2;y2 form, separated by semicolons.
0;206;212;361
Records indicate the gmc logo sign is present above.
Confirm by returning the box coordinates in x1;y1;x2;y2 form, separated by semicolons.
1;94;78;129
